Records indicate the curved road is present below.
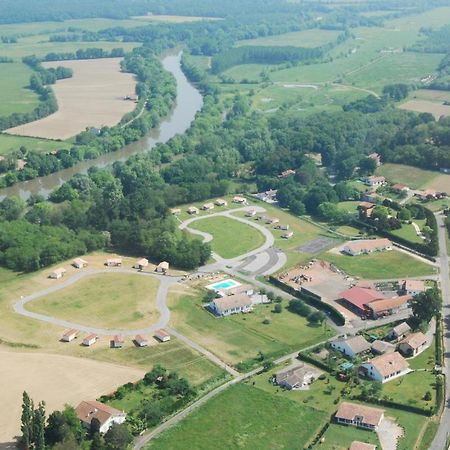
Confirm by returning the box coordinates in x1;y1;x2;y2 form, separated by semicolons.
13;269;180;336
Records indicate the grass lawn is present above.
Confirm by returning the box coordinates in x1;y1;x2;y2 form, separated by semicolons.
0;133;70;156
318;423;379;450
390;220;426;245
188;216;265;259
146;384;327;450
322;250;436;279
337;201;360;214
27;273;161;330
417;420;440;450
408;340;436;371
168;286;334;368
377;163;439;189
336;225;364;237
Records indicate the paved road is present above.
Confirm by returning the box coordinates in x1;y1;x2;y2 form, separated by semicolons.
430;213;450;450
13;269;180;336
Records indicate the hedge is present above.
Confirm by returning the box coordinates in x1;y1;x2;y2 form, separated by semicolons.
269;276;346;326
435;316;444;367
297;351;333;373
352;395;433;417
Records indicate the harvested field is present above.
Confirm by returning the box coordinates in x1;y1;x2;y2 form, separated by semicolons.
399;99;450;119
425;173;450;193
0;349;144;444
6;58;136;140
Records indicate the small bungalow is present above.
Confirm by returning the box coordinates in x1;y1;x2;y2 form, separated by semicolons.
135;334;149;347
392;183;409;193
187;206;199;215
202;202;214;210
343;239;392;256
72;258;88;269
75;400;126;434
366;295;411;319
282;231;294;239
49;267;67;279
112;335;124;348
215;198;228;207
371;340;396;355
154;329;171;342
362;175;385;188
402;279;425;296
274;364;314;390
335;401;384;431
399;332;427;357
156;261;169;274
105;258;122;267
330;335;371;358
62;329;78;342
388;322;411;341
170;208;181;215
359;351;409;383
232;196;247;204
82;334;98;347
135;258;149;270
211;294;253;317
349;441;377;450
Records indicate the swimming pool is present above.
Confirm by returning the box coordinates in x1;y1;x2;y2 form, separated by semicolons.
206;279;241;291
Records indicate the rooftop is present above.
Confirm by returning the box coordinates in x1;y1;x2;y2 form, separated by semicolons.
335;401;384;427
340;287;384;310
371;340;396;354
75;400;124;427
344;238;392;254
213;293;252;312
367;295;411;313
368;351;409;377
333;335;371;355
400;332;427;350
391;322;411;336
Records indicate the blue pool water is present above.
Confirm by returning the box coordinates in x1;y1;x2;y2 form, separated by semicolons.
207;279;241;291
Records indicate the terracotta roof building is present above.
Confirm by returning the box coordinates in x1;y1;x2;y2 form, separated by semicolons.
154;329;170;342
343;239;392;256
62;329;77;342
399;332;427;357
82;334;98;347
335;402;384;431
366;295;411;319
388;322;411;341
403;279;425;296
75;400;126;434
339;287;384;316
72;258;88;269
360;351;409;383
135;334;149;347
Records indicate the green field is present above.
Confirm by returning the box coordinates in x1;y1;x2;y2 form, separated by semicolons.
318;423;380;450
188;216;266;259
0;133;70;156
390;220;427;244
169;289;334;367
27;273;161;330
147;384;327;450
322;249;436;279
377;163;439;189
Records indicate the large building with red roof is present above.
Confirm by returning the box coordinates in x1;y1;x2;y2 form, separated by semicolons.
339;287;384;316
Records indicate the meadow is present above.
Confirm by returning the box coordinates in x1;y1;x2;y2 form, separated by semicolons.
27;272;160;330
377;163;440;189
0;133;70;156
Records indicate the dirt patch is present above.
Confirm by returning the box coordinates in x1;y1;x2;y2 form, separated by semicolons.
6;58;136;140
0;349;144;443
399;99;450;119
425;173;450;193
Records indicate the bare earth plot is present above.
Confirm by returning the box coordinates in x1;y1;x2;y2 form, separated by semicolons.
0;350;144;444
399;99;450;119
6;58;136;140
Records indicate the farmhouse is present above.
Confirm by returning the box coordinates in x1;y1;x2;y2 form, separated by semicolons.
154;329;170;342
62;329;77;342
135;258;148;270
358;202;375;219
335;402;384;431
187;206;199;215
399;332;427;357
135;334;149;347
75;400;126;434
392;183;409;192
215;198;227;206
349;441;377;450
72;258;88;269
371;340;396;355
282;231;294;239
366;295;411;319
211;293;253;316
330;335;371;358
274;364;315;390
359;351;409;383
82;334;98;347
156;261;169;273
49;267;67;279
418;189;439;201
339;287;384;316
202;202;214;210
105;258;122;267
343;238;392;256
362;175;385;188
232;196;247;204
388;322;411;341
367;152;381;166
170;208;181;215
112;335;124;348
403;279;425;296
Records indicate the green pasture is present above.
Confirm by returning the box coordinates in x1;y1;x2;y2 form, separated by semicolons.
377;163;439;189
0;134;70;156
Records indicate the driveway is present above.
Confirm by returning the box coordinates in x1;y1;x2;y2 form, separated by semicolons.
377;417;404;450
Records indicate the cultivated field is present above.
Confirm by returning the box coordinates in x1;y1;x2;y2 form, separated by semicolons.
27;273;160;330
0;349;144;443
132;14;222;23
377;163;440;189
6;58;137;140
399;99;450;119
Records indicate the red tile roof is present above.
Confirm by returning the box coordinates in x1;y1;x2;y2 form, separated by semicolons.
340;287;384;310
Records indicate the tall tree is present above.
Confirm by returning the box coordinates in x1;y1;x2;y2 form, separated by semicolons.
19;391;33;450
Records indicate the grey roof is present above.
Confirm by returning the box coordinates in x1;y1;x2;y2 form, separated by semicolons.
276;365;308;387
371;340;396;355
391;322;411;336
333;335;371;354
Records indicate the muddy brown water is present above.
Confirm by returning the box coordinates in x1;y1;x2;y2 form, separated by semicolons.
0;52;203;201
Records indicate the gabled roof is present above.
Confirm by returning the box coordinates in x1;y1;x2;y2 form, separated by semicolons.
213;293;252;312
344;239;392;254
371;340;396;354
391;322;411;336
367;295;411;313
367;351;409;377
400;332;427;350
332;335;371;355
75;400;125;427
340;287;384;309
404;279;425;292
335;402;384;426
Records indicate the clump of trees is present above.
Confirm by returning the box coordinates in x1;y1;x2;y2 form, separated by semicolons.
410;287;442;328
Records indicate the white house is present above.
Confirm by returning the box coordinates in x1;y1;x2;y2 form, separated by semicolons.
156;261;169;274
387;322;411;341
72;258;88;269
82;334;98;347
398;332;427;357
112;335;124;348
202;202;214;210
330;335;371;358
359;351;409;383
75;400;126;434
232;196;247;204
215;198;228;207
335;402;384;431
62;329;77;342
362;175;385;187
187;206;199;215
154;329;171;342
135;258;148;270
211;294;253;316
49;267;67;279
105;258;122;267
135;334;149;347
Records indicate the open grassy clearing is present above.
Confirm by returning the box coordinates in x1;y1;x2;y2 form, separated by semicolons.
337;200;360;214
132;15;222;23
377;163;439;189
400;99;450;119
6;58;137;140
188;216;266;259
168;284;334;367
237;29;341;48
27;273;160;330
147;383;327;450
322;249;436;279
390;219;427;244
317;423;380;450
0;134;70;156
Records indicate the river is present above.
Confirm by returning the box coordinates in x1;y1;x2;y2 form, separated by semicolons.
0;52;203;201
